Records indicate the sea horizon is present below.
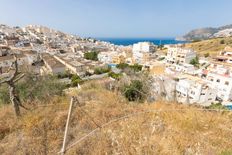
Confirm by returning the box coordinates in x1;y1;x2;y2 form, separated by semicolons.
96;37;187;46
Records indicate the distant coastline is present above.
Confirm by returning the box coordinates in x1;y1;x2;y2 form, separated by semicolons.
97;38;188;46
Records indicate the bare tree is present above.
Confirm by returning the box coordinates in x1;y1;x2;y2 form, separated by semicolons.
0;55;26;117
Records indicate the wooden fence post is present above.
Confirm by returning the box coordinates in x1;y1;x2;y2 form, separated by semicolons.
61;97;74;155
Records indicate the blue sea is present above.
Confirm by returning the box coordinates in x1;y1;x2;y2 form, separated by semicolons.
97;38;187;46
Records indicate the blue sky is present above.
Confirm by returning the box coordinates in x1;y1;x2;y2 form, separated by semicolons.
0;0;232;38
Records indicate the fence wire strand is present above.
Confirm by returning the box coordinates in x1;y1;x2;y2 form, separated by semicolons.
63;108;232;153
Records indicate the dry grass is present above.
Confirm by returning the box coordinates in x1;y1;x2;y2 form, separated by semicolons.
0;81;232;155
185;37;232;56
150;65;165;75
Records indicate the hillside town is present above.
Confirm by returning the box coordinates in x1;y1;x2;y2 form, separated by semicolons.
1;24;232;109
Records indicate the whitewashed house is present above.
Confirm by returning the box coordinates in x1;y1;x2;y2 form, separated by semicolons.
98;51;113;64
165;63;196;75
175;63;195;73
206;71;232;101
132;42;156;64
214;46;232;64
98;51;126;64
176;75;217;106
166;47;196;64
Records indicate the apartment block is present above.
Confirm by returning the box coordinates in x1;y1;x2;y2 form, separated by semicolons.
166;47;196;64
132;42;156;64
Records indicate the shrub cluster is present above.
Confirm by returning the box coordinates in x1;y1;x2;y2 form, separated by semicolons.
94;67;111;75
108;72;122;80
190;56;199;67
116;63;143;72
0;74;66;104
123;80;146;102
84;51;98;61
71;74;83;87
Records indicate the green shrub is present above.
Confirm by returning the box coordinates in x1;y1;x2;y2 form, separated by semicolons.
16;74;66;102
84;51;98;61
94;67;111;75
191;39;201;43
57;70;73;79
0;85;10;105
123;80;145;102
207;103;228;110
158;57;165;61
220;40;225;44
0;74;67;104
108;72;122;80
204;53;210;58
220;149;232;155
71;74;83;87
71;74;81;81
130;64;143;72
71;79;82;87
190;56;199;67
116;63;129;70
116;63;142;72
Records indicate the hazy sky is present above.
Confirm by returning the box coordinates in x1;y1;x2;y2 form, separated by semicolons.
0;0;232;38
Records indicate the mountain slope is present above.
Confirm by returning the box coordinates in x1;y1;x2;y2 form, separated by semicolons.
181;24;232;41
184;37;232;56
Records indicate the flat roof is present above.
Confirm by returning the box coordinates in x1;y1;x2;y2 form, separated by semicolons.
42;54;65;68
0;54;26;61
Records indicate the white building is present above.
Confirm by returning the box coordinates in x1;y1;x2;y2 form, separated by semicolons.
176;76;217;106
98;51;113;64
132;42;156;63
215;46;232;64
165;63;196;75
166;47;196;64
206;70;232;101
98;51;126;64
175;63;195;73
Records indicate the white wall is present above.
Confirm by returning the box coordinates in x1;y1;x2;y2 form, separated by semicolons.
207;72;232;101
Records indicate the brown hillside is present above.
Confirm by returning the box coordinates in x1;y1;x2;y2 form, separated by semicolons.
185;37;232;56
0;81;232;155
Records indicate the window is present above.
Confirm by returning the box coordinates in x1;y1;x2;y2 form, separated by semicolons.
201;93;205;96
208;76;214;81
225;81;229;86
216;79;220;83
